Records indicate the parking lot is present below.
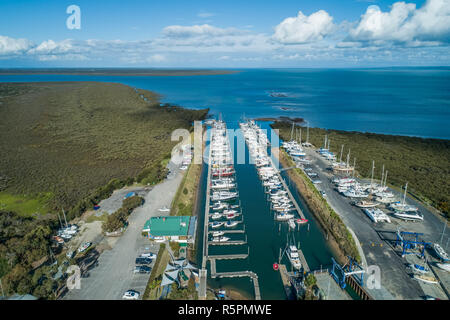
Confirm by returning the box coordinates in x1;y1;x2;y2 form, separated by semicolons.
63;163;184;300
297;146;449;300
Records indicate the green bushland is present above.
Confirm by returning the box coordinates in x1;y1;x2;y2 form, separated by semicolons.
272;121;450;220
278;148;360;263
0;210;62;298
143;243;168;300
0;82;208;298
166;276;198;300
102;195;144;233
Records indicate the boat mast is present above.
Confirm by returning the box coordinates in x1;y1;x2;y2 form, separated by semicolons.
62;209;68;228
370;160;375;188
384;170;388;187
306;125;309;144
381;164;385;186
324;135;327;149
299;128;302;145
402;182;408;205
327;138;330;151
346;149;350;168
290;122;294;141
339;145;344;164
352;158;356;178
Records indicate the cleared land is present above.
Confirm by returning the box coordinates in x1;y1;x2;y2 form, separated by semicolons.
272;122;450;219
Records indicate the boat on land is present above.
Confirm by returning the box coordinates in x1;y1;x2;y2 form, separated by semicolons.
409;263;429;274
433;243;449;262
363;208;391;223
413;274;438;284
390;182;418;212
355;200;378;208
158;206;170;212
393;211;423;222
436;263;450;272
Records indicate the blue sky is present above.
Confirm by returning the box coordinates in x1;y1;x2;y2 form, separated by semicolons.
1;0;449;67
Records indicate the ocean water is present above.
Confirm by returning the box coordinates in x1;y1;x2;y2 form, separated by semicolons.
1;67;449;139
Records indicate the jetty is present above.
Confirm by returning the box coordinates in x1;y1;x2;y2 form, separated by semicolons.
199;120;260;300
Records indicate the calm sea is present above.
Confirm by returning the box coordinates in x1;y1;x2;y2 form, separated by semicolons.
1;67;449;139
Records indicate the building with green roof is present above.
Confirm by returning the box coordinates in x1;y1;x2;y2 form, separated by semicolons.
143;216;196;243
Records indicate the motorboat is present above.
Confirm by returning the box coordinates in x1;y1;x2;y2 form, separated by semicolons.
210;222;224;228
287;245;302;270
276;213;295;221
296;218;308;225
393;211;423;222
224;220;239;228
433;243;449;262
436;263;450;272
210;213;222;220
212;236;230;242
212;231;225;237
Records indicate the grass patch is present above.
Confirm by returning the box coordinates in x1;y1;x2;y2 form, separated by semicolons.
170;132;203;217
0;192;53;217
85;212;109;224
272;121;450;220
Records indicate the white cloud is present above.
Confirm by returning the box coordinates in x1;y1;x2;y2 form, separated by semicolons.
0;35;33;56
146;54;166;63
273;10;335;44
349;0;450;45
162;24;241;38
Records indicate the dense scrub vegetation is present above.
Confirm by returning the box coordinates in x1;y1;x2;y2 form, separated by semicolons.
0;211;62;298
272;122;450;219
102;195;144;233
0;82;208;217
0;82;208;298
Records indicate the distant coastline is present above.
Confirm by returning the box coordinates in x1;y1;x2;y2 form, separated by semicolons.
0;68;240;76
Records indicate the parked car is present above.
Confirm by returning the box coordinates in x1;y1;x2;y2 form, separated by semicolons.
122;290;140;300
135;257;152;265
133;266;151;274
139;252;157;259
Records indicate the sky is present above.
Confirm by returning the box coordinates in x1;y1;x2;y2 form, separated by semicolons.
0;0;449;68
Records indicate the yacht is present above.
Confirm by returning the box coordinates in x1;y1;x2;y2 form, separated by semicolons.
224;220;238;228
413;274;438;284
276;213;295;221
436;263;450;272
212;236;230;242
212;231;225;237
363;208;391;223
210;222;224;228
210;213;222;220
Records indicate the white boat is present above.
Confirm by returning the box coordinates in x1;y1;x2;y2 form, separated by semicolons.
288;219;296;229
433;243;449;262
210;222;224;228
212;231;225;237
276;213;295;221
409;263;429;274
390;202;418;212
287;245;302;270
413;274;438;284
436;263;450;272
393;211;423;222
224;220;238;228
158;206;170;212
210;213;222;220
212;236;230;242
363;208;391;223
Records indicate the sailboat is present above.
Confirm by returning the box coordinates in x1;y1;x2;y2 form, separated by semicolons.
390;182;418;212
433;243;449;262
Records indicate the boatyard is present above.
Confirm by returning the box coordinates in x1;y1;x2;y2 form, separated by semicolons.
276;126;450;300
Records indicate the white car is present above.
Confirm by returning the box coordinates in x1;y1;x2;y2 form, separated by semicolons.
140;252;156;259
122;290;140;300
